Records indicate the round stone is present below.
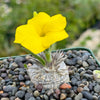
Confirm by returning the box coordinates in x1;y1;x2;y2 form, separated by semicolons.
15;91;25;98
33;90;40;97
18;75;24;81
94;84;100;93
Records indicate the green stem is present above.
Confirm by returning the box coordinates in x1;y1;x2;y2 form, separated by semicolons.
44;48;52;63
22;47;46;66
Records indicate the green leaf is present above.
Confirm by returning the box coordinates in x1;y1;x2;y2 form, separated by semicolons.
24;64;27;69
22;47;46;66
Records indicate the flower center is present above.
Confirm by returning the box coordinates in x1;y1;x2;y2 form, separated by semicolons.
40;32;46;37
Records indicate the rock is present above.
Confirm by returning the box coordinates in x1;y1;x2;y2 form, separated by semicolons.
43;94;49;100
33;90;40;97
60;83;71;89
15;91;25;98
15;98;21;100
20;82;25;86
3;85;13;92
25;81;31;86
10;96;16;100
82;55;88;61
82;90;93;100
82;74;93;81
1;73;7;78
18;75;24;81
89;65;95;71
75;93;83;100
87;59;95;65
77;87;83;93
36;97;41;100
92;95;98;100
83;86;89;91
60;93;67;100
71;77;78;85
1;98;9;100
98;96;100;100
35;84;43;91
65;97;72;100
14;57;25;63
94;84;100;93
12;87;18;95
65;58;77;65
81;98;88;100
77;57;82;65
0;68;6;72
82;61;89;67
25;93;33;100
0;93;9;97
28;97;36;100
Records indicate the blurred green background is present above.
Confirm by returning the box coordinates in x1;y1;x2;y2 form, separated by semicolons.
0;0;100;57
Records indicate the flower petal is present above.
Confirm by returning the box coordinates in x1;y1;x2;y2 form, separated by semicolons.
41;30;69;48
14;24;45;54
43;14;66;33
28;12;50;36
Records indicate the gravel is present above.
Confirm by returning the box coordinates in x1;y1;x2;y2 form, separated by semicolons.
0;50;100;99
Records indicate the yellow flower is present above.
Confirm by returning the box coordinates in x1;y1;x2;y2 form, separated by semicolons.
14;12;69;54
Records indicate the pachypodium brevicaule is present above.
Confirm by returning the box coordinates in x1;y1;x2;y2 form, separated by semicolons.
14;11;69;89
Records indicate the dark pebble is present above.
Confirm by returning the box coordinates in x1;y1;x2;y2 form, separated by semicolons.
82;91;93;100
65;97;72;100
0;93;9;97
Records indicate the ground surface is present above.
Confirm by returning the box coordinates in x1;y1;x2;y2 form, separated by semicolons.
68;29;100;62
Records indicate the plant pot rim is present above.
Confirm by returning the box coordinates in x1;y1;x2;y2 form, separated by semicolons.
0;47;100;66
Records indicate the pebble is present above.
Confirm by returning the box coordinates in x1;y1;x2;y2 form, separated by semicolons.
1;73;7;78
65;97;72;100
82;61;89;67
60;93;67;100
18;75;24;81
15;91;25;98
9;96;16;100
33;90;40;97
77;87;83;93
82;91;93;100
25;93;33;100
28;97;36;100
0;50;100;100
75;93;83;100
43;94;49;100
60;83;71;89
94;84;100;93
83;86;89;91
1;98;9;100
92;95;98;100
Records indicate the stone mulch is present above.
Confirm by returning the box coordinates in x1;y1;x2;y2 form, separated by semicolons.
0;49;100;100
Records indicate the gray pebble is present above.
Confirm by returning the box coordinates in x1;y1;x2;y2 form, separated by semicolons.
75;93;83;100
94;84;100;93
15;90;25;98
28;97;36;100
18;75;24;81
